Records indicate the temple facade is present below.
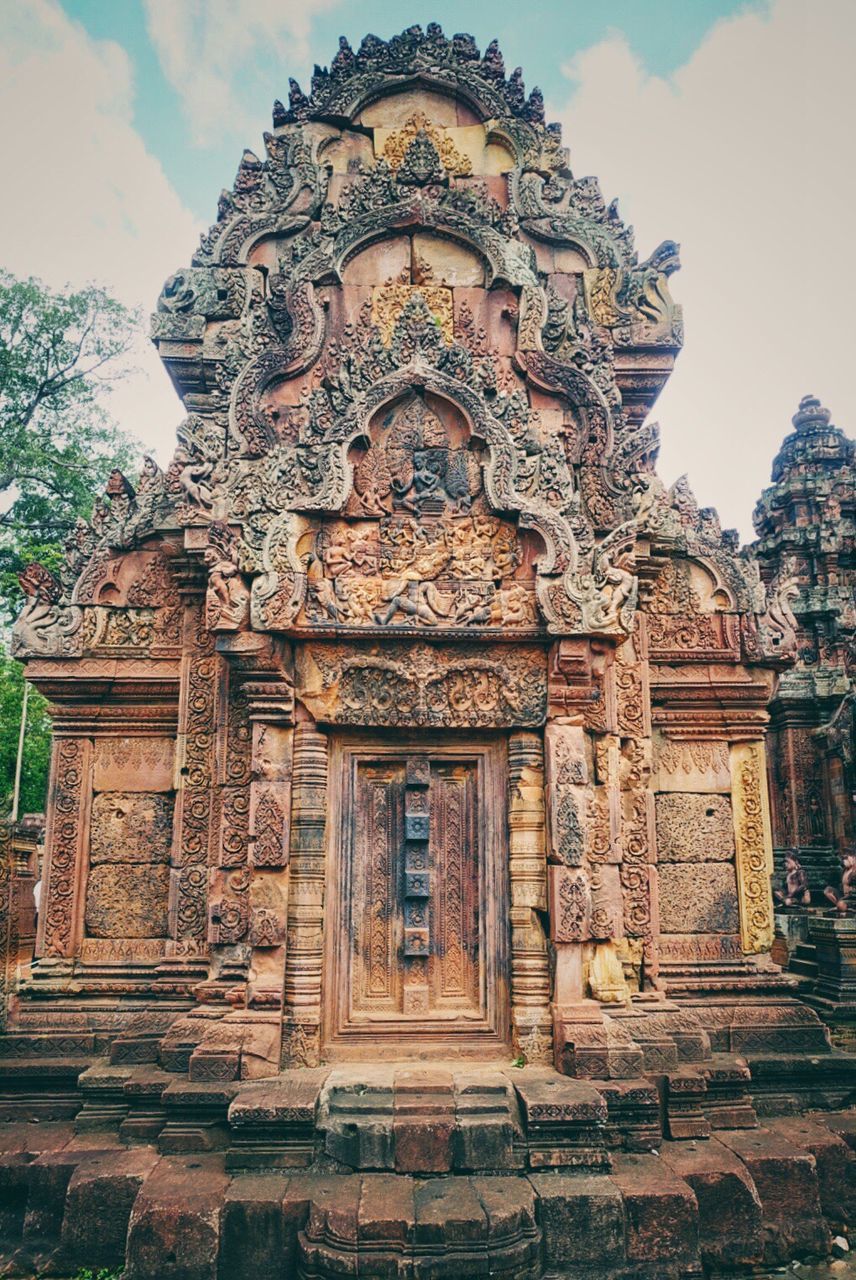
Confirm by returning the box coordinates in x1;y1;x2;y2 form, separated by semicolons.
2;28;855;1280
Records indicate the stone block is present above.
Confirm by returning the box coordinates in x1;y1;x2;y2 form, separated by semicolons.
657;862;739;934
125;1154;230;1280
717;1126;831;1262
23;1148;93;1243
93;738;174;792
358;1171;415;1243
660;1136;764;1268
89;791;174;863
218;1174;288;1280
610;1153;699;1266
768;1114;856;1226
412;232;484;286
84;864;170;938
61;1145;159;1270
529;1172;624;1267
655;793;734;862
471;1176;540;1279
413;1176;489;1276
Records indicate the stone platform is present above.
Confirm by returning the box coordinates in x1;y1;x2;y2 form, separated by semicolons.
0;1052;854;1278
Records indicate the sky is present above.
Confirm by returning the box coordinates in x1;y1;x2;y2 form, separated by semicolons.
1;0;853;541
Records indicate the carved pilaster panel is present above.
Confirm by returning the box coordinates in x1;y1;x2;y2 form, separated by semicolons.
282;724;328;1067
507;731;551;1062
41;736;92;958
171;601;217;949
0;824;14;1029
730;741;775;954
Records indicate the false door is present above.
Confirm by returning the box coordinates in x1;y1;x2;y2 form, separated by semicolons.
323;737;509;1058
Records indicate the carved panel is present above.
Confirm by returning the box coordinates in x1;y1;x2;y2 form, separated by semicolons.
730;741;775;954
655;793;734;863
42;737;91;958
89;793;174;864
172;604;218;944
93;738;174;792
297;641;547;728
85;865;170;938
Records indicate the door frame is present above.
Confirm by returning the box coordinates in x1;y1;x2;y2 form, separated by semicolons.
321;731;511;1060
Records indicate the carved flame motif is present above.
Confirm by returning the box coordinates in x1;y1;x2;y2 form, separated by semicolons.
380;111;472;177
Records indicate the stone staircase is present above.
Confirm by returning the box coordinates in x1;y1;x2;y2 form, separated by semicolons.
2;996;856;1275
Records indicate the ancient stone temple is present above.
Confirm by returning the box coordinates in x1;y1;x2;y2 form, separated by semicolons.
2;27;855;1280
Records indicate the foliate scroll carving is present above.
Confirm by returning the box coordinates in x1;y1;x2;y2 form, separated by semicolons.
297;642;547;728
0;825;14;1029
173;607;218;943
730;741;775;954
43;737;91;958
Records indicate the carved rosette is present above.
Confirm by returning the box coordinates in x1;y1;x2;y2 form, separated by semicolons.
730;741;775;953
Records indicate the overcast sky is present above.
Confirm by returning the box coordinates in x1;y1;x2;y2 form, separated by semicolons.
1;0;853;541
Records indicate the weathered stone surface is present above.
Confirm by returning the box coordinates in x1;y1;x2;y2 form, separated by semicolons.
657;862;739;934
659;1136;764;1267
610;1153;700;1268
84;864;170;938
125;1154;230;1280
93;737;175;793
218;1174;289;1280
61;1145;159;1270
655;793;734;862
89;791;174;864
529;1172;625;1268
768;1114;856;1226
717;1127;831;1263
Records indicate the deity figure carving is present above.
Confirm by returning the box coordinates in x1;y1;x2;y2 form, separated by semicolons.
824;854;856;915
204;521;250;631
774;854;811;908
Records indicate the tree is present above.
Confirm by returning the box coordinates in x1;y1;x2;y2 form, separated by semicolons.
0;269;141;621
0;270;142;815
0;649;52;817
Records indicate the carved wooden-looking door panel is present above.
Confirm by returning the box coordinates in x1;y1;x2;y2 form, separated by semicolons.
325;737;508;1058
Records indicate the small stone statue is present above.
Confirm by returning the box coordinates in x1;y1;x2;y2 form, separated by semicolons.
774;853;811;907
824;852;856;915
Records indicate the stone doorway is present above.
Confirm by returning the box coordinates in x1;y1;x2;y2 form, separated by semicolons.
322;735;510;1059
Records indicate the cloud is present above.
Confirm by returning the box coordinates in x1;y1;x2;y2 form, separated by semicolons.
0;0;200;464
143;0;341;147
558;0;856;539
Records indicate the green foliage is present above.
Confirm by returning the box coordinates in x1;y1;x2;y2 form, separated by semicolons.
0;648;51;817
69;1269;125;1280
0;269;141;622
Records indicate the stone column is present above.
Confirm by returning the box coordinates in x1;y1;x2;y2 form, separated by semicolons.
281;722;328;1068
730;740;775;954
507;731;551;1062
